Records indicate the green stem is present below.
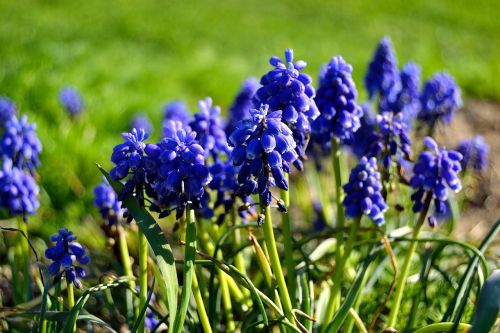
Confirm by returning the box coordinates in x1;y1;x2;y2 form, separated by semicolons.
18;219;32;301
262;206;294;324
192;273;213;333
386;193;432;328
231;206;246;277
412;322;471;333
280;173;296;308
138;229;148;333
322;216;361;329
117;225;136;322
348;308;367;333
67;280;75;333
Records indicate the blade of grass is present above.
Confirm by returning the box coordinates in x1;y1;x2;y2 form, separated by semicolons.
468;270;500;333
131;279;155;333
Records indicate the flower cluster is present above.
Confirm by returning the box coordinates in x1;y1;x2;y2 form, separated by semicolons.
312;55;363;151
252;49;319;167
163;101;190;136
229;105;297;208
131;113;153;134
456;136;489;172
347;104;379;159
343;157;387;224
189;97;231;160
364;37;401;111
93;178;124;225
410;137;462;225
226;77;259;136
45;228;89;288
391;62;421;122
0;97;16;123
59;87;84;116
417;73;462;128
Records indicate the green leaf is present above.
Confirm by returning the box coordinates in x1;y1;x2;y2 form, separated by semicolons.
98;165;179;332
132;279;156;333
37;265;51;333
468;270;500;333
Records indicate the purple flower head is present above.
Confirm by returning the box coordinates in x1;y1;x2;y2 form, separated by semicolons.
148;122;211;219
189;97;231;159
59;87;84;116
343;157;388;224
347;104;379;159
130;113;153;134
410;137;462;224
365;37;401;109
1;115;42;174
312;55;363;151
45;228;89;289
456;136;489;172
0;97;17;124
391;62;421;122
93;177;125;226
418;72;462;128
226;77;259;135
229;104;298;210
0;159;39;218
162;101;190;136
252;49;319;165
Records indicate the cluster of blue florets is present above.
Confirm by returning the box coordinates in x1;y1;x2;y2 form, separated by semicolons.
130;113;153;134
226;77;259;136
163;101;190;134
45;228;89;288
59;87;84;116
392;62;421;122
456;136;489;172
312;56;363;151
93;178;124;226
410;137;462;225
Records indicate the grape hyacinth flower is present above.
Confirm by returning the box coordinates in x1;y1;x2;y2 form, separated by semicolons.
456;136;489;172
162;101;190;136
343;157;388;224
45;228;89;289
410;137;462;224
148;121;211;219
0;97;16;124
348;104;379;159
226;77;259;135
93;178;124;225
130;113;153;134
312;55;363;151
252;49;319;167
418;72;462;128
392;62;421;122
0;158;39;218
1;115;42;174
189;97;231;160
364;37;401;110
229;104;298;210
59;87;84;116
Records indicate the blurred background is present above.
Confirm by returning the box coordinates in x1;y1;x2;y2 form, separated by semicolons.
0;0;499;245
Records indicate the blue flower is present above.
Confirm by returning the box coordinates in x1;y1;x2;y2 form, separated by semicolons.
0;97;16;124
1;115;42;174
391;62;421;122
130;113;153;134
229;104;297;208
0;158;39;218
364;37;401;110
162;101;190;136
93;177;124;226
312;55;363;151
252;49;319;166
45;228;89;289
418;73;462;128
226;77;259;136
347;104;379;159
189;97;231;159
410;137;462;224
343;156;388;224
456;136;489;172
59;87;84;116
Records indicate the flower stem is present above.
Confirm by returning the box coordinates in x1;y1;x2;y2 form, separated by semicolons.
280;173;296;308
412;322;471;333
386;193;432;328
262;206;294;323
67;280;75;333
117;224;136;322
231;206;246;277
192;273;213;333
18;219;32;301
137;228;148;333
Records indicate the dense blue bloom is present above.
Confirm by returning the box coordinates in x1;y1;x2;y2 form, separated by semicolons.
163;101;190;136
365;37;401;110
456;136;489;172
0;115;42;174
343;157;388;224
252;49;319;165
0;159;39;218
347;104;379;159
0;97;16;124
45;228;89;289
410;137;462;224
418;73;462;127
229;105;297;208
312;55;363;151
130;113;153;134
93;178;124;225
391;62;421;122
59;87;84;116
148;121;211;218
226;77;259;135
189;97;231;159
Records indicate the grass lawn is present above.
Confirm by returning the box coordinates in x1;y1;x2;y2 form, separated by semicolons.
0;0;498;238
